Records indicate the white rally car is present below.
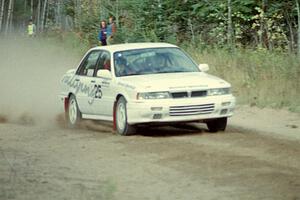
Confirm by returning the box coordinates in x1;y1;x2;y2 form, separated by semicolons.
59;43;235;135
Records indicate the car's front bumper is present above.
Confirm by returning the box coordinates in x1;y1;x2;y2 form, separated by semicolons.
126;95;236;125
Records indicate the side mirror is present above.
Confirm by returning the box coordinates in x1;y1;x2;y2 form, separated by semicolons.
66;68;76;74
97;69;112;79
198;64;209;72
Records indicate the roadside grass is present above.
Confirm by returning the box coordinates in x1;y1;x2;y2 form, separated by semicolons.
187;47;300;112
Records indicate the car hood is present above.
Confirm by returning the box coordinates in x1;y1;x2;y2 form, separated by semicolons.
118;72;230;91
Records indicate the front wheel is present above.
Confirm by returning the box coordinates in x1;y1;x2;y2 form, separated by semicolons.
206;117;227;133
115;97;135;136
66;95;82;128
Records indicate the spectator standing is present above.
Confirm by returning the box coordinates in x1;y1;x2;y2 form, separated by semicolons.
27;19;36;37
107;16;117;45
98;20;107;46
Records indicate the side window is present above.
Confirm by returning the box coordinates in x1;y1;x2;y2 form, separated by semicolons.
97;51;111;72
77;51;101;76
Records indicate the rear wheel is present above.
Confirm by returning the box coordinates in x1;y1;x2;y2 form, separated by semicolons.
206;117;227;133
116;97;135;136
66;95;82;128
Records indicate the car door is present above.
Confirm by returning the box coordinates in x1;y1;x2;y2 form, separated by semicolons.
74;50;102;114
90;51;115;117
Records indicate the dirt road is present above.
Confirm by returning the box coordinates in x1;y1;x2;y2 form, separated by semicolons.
0;38;299;200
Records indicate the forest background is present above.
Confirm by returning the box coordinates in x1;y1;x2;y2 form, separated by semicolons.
0;0;299;112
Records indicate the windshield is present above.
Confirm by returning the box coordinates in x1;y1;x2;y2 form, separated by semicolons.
113;47;199;77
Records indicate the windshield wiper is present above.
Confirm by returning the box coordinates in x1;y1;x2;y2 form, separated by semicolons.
156;70;188;74
124;73;141;76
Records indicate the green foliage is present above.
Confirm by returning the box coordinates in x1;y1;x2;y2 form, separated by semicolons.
7;0;300;51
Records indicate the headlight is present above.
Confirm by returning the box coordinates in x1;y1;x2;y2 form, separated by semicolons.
137;92;171;100
207;88;231;96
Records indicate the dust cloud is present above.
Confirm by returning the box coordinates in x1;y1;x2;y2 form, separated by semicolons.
0;36;81;126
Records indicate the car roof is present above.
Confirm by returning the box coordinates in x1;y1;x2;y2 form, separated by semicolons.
89;42;179;53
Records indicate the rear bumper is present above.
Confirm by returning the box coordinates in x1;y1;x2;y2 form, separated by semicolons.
126;95;236;125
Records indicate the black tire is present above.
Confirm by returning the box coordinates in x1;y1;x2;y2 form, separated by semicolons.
66;95;82;128
115;97;135;136
206;117;227;133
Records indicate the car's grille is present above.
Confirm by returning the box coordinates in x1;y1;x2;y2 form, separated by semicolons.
171;90;207;98
169;103;215;116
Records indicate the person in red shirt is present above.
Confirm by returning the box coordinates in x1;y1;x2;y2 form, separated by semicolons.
107;16;117;45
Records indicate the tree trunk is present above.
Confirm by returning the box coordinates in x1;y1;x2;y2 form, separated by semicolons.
74;0;81;29
24;0;27;29
55;0;62;28
5;0;13;35
188;18;195;45
227;0;233;48
41;0;48;32
259;0;265;48
45;0;50;30
37;0;41;32
30;0;33;19
9;0;14;33
73;0;77;28
89;0;94;16
285;13;295;53
116;0;119;26
296;0;300;55
0;0;5;32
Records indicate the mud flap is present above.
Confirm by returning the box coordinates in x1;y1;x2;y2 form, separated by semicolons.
64;97;69;112
64;97;69;122
113;101;117;130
